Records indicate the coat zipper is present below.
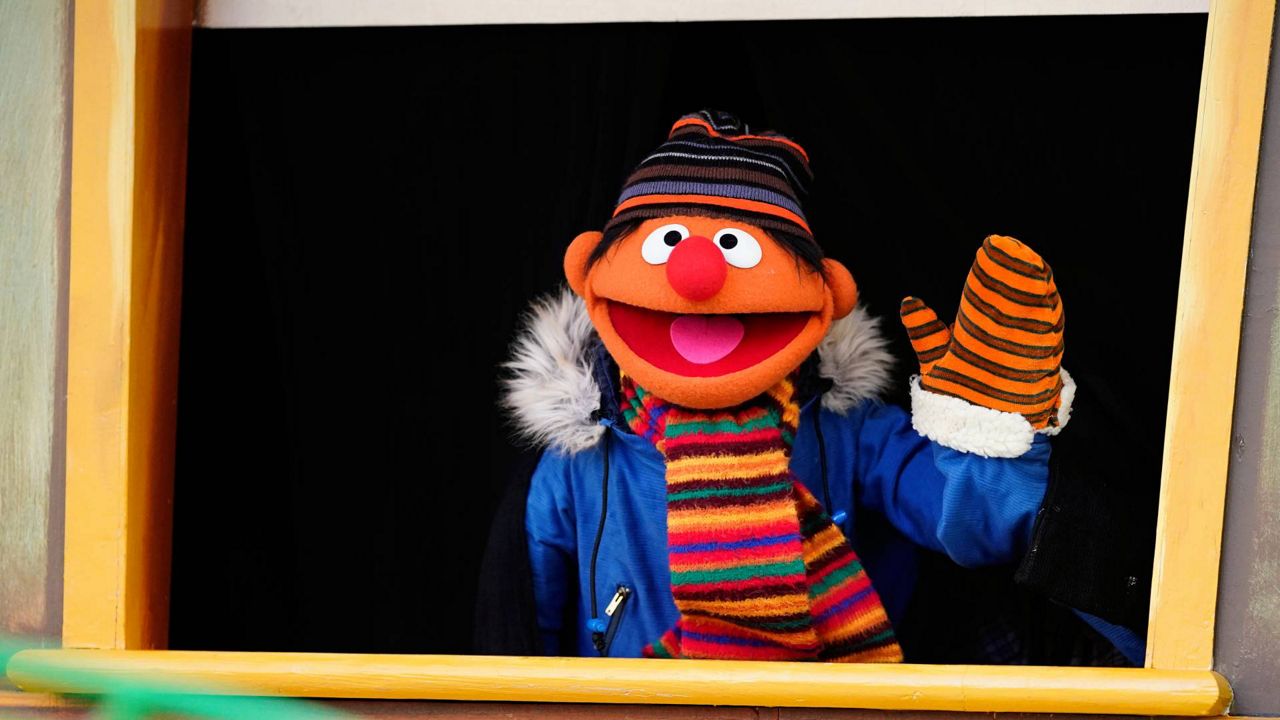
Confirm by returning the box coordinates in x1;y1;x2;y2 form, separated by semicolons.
599;585;632;656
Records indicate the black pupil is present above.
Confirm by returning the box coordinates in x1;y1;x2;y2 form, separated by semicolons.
719;233;739;249
663;230;683;247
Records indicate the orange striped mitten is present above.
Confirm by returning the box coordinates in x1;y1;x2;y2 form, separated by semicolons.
899;235;1074;457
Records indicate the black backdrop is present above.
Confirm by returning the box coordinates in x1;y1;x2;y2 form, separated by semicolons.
170;15;1206;653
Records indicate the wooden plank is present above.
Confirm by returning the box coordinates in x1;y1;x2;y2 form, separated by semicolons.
4;651;1232;716
324;703;1164;719
327;700;768;719
1145;0;1277;671
1211;3;1280;711
62;0;193;650
1;696;1274;720
195;0;1210;28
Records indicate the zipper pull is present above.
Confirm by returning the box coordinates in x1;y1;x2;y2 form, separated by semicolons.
605;586;631;617
597;586;633;657
591;587;631;656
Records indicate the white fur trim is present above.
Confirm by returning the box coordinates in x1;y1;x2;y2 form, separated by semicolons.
818;306;894;414
1039;367;1075;436
909;368;1076;457
500;287;604;454
501;289;896;453
909;377;1035;457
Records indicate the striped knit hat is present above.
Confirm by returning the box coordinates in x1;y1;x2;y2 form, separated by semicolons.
602;110;817;248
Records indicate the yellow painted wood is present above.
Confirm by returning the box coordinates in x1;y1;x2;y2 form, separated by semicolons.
5;650;1231;715
63;0;193;650
1146;0;1277;671
0;2;71;637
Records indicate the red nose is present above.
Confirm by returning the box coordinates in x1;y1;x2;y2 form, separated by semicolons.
666;236;726;301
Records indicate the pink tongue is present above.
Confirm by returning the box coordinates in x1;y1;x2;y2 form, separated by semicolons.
669;315;746;365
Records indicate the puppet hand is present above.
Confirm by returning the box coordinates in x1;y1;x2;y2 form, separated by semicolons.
898;235;1073;458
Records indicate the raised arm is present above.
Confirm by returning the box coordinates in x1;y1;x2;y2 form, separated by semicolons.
849;402;1049;566
854;235;1070;565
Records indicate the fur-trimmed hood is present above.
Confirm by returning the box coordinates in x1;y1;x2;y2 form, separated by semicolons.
501;287;895;454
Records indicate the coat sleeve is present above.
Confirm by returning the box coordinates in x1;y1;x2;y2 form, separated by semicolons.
848;402;1051;567
525;449;580;655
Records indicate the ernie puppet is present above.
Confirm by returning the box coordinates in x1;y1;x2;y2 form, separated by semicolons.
500;110;1072;661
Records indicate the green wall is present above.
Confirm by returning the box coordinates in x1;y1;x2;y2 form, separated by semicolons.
0;1;71;640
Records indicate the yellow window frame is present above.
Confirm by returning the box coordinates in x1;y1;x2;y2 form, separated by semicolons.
12;0;1273;714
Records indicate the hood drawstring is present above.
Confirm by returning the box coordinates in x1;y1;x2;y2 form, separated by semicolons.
814;402;849;528
588;431;612;654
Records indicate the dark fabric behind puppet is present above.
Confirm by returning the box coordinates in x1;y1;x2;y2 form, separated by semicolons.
477;111;1135;664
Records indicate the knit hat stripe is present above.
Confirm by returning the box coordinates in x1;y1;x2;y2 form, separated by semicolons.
637;150;805;188
637;150;804;194
626;163;800;196
660;129;811;181
613;194;813;235
617;180;807;219
603;111;821;257
670;114;812;163
646;141;809;193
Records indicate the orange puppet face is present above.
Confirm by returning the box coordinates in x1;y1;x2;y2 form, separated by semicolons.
565;215;858;409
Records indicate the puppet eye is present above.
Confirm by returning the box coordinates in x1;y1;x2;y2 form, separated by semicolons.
714;228;763;268
641;223;690;265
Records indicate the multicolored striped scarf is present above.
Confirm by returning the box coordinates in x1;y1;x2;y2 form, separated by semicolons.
620;373;903;662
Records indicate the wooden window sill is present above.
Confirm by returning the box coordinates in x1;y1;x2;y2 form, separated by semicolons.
5;650;1230;716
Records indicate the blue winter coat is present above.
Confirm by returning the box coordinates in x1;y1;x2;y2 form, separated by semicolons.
504;289;1142;662
505;289;1061;659
526;397;1052;657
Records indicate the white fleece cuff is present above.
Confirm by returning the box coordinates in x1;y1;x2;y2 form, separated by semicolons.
909;368;1076;458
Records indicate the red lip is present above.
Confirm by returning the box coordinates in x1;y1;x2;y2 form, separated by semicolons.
607;301;812;377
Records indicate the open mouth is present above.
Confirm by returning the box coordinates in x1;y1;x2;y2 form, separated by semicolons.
607;301;813;377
